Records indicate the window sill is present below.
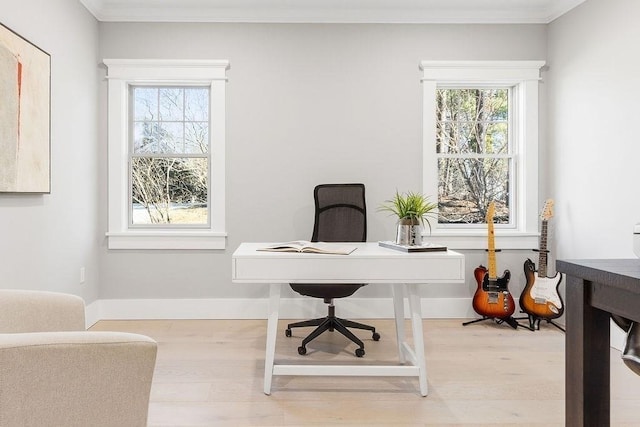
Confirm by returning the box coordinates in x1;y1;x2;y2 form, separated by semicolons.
422;231;539;250
106;231;227;250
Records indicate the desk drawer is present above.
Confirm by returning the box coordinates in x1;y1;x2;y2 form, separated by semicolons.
233;256;464;283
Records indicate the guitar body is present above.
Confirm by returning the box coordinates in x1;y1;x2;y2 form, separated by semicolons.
472;265;515;319
520;258;564;319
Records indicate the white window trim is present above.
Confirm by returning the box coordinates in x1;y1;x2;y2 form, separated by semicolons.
420;60;545;250
104;59;229;250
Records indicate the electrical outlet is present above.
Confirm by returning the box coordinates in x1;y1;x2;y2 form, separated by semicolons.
80;267;86;284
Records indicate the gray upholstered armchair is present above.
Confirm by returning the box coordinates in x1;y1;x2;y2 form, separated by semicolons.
0;289;157;427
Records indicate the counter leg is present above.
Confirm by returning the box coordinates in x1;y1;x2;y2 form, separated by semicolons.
264;283;281;395
565;275;610;426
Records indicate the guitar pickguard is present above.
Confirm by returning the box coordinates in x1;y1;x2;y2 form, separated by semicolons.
528;273;563;312
482;272;511;293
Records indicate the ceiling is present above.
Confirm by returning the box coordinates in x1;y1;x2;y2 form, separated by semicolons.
80;0;586;24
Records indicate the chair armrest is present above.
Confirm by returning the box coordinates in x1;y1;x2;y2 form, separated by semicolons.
0;331;157;427
0;289;85;332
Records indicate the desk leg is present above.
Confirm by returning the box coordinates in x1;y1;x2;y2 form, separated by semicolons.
264;283;281;395
392;283;407;364
566;275;610;426
407;284;428;397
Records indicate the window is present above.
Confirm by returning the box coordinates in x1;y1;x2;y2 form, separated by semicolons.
104;59;229;249
420;61;545;249
131;86;210;226
436;88;511;225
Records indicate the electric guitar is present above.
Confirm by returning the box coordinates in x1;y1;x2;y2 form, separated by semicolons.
519;200;564;320
472;202;516;319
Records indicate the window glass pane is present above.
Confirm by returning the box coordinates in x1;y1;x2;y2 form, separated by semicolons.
134;122;184;154
436;89;509;153
134;87;158;121
483;123;508;154
157;122;184;153
437;89;476;122
437;122;508;154
131;157;208;225
437;88;508;122
185;122;209;154
185;88;209;121
133;86;210;155
159;88;184;121
134;122;160;153
437;157;510;224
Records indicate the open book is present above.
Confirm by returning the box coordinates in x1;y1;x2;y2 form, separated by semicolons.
257;241;357;255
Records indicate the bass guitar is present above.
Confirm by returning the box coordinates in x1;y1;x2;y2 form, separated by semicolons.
471;202;516;320
519;199;564;321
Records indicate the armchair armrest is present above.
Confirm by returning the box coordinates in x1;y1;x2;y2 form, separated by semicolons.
0;289;85;332
0;331;157;427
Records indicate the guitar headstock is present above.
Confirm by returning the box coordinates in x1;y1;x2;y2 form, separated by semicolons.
540;199;554;221
486;201;496;223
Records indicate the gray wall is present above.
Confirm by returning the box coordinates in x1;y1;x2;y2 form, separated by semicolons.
548;0;640;260
0;1;100;301
98;23;547;302
2;0;637;317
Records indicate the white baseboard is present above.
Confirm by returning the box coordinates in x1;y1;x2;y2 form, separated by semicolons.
85;297;478;327
86;297;634;351
88;297;597;342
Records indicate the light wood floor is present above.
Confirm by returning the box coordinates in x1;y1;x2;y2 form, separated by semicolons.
91;318;640;426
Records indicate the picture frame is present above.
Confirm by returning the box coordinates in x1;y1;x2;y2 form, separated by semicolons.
0;23;50;193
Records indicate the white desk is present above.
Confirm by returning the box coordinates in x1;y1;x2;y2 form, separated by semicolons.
231;242;465;396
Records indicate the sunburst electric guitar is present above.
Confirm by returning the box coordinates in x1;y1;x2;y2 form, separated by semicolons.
519;200;564;321
471;202;516;320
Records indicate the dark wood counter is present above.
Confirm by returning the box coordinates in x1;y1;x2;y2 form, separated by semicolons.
556;259;640;427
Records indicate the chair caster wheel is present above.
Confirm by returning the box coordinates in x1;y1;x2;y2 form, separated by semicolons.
285;329;292;337
298;346;307;355
355;348;365;358
372;332;380;341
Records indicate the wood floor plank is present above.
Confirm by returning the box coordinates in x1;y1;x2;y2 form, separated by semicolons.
91;318;640;426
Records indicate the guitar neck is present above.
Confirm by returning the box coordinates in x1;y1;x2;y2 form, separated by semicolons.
487;218;497;280
538;220;548;277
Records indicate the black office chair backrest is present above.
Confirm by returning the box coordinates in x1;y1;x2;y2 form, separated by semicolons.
311;184;366;243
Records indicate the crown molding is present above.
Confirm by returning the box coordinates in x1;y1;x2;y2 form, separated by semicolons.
79;0;586;24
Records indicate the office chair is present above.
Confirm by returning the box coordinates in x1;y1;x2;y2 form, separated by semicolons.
285;183;380;357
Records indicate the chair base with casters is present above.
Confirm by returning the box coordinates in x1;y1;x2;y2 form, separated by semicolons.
286;295;380;358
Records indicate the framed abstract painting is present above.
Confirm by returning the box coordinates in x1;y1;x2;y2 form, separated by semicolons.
0;23;50;193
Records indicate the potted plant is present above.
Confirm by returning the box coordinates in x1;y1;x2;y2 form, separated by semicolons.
379;190;437;245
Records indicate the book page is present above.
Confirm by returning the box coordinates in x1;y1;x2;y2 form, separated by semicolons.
258;241;356;255
259;241;310;251
300;243;357;255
